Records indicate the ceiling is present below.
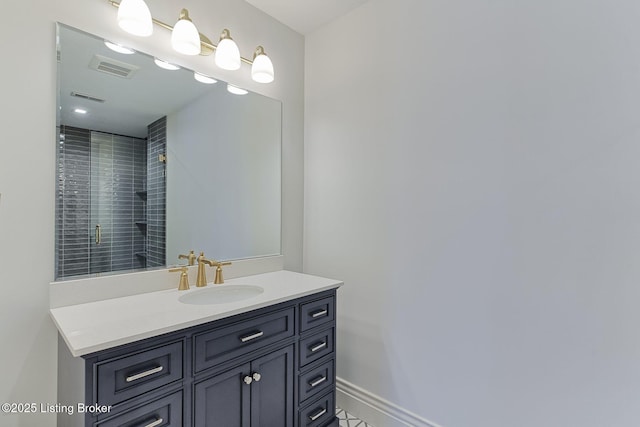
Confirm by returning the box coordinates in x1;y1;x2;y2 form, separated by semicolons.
58;25;228;138
244;0;370;35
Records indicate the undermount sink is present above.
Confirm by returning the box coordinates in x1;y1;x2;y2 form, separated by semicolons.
179;285;264;305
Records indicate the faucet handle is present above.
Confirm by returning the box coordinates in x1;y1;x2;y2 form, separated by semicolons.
178;250;196;266
169;266;190;291
213;261;232;284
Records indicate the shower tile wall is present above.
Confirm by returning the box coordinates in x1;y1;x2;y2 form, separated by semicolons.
56;126;91;278
56;125;150;278
147;117;166;267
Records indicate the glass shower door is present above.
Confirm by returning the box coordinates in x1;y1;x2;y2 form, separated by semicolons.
89;131;114;274
55;125;159;279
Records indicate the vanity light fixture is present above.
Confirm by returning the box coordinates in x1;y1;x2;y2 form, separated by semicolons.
171;9;201;55
117;0;153;37
214;29;241;71
251;46;274;83
227;84;248;95
104;41;135;54
194;72;217;84
154;58;180;70
108;0;275;83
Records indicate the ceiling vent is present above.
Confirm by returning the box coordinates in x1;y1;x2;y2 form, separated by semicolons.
70;92;106;103
89;54;139;79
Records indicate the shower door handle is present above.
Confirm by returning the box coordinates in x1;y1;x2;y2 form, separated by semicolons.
95;224;102;245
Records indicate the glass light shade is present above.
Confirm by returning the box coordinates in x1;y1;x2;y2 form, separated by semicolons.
154;58;180;71
171;13;201;55
215;37;241;70
227;84;248;95
117;0;153;37
194;72;217;84
104;41;135;55
251;53;274;83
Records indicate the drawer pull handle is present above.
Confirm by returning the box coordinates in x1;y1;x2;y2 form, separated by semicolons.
141;418;163;427
309;407;327;421
240;331;264;343
126;366;164;382
311;309;328;318
309;375;327;387
310;341;327;353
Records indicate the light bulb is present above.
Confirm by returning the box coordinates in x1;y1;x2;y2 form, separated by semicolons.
171;9;201;55
104;41;135;55
251;46;274;83
117;0;153;37
227;84;248;95
214;29;241;71
194;72;217;84
154;58;180;71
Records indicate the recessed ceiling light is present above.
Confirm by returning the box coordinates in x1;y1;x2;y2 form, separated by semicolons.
154;58;180;71
194;72;217;84
226;84;248;95
104;41;135;55
74;108;88;114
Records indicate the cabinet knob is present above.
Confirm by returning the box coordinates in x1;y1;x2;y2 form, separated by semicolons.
243;375;253;385
252;372;262;382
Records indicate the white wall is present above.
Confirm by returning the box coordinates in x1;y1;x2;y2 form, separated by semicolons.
0;1;303;426
167;87;281;261
304;0;640;426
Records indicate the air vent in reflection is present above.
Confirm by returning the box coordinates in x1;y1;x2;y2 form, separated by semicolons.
89;54;139;79
70;92;106;103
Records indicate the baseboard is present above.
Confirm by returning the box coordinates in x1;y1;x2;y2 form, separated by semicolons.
336;377;442;427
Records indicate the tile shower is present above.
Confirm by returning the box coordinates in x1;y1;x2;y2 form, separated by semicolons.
56;118;166;279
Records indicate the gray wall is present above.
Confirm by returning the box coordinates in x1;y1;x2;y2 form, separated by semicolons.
0;1;304;426
166;89;281;262
304;0;640;426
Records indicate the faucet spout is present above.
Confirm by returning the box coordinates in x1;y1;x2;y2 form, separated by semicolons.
178;250;196;266
196;252;216;287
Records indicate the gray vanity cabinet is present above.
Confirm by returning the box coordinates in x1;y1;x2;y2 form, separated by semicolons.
193;345;294;427
57;289;338;427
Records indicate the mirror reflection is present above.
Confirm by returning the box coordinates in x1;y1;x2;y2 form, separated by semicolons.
55;24;282;280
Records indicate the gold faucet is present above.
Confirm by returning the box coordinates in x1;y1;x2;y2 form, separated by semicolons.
178;250;196;266
169;266;190;290
196;252;216;287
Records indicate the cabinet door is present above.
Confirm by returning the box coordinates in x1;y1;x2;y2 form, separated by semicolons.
194;363;251;427
250;345;294;427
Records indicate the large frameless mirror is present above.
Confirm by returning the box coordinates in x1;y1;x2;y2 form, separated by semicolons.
55;23;281;280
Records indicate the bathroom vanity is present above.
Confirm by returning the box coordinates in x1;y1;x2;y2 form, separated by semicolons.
52;270;341;427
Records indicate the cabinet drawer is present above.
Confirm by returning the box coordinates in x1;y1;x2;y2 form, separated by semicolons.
299;327;334;368
299;392;335;427
194;307;295;373
96;341;183;406
96;390;182;427
300;296;335;332
299;359;334;404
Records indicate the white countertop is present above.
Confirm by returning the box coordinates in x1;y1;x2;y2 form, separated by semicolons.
50;270;342;357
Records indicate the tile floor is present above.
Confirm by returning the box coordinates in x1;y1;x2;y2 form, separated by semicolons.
336;407;374;426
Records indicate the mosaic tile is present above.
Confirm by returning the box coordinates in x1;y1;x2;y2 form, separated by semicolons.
336;407;374;427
